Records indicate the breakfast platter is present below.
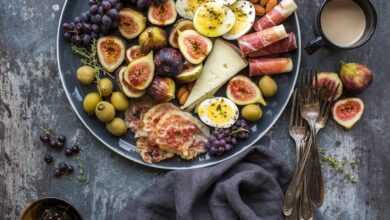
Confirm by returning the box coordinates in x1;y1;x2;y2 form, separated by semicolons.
56;0;301;169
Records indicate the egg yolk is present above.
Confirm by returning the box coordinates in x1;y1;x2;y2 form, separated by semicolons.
199;99;236;126
229;7;248;34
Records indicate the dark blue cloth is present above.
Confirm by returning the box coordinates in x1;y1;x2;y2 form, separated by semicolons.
127;146;291;220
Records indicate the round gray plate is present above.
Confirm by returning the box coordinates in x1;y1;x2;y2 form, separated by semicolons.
56;0;302;170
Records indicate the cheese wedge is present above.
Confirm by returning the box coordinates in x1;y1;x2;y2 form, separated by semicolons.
182;39;248;110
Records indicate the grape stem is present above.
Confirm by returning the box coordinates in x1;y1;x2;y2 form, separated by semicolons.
231;127;249;135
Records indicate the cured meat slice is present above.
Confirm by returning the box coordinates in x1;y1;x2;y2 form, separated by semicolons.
154;111;208;160
238;25;288;56
136;138;175;163
249;57;293;76
125;97;155;133
253;0;298;31
247;33;297;58
140;103;177;137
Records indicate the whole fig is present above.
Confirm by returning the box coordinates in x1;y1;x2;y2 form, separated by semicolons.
154;48;184;76
147;76;176;102
339;62;373;93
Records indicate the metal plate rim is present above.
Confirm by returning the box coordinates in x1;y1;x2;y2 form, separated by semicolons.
56;0;302;170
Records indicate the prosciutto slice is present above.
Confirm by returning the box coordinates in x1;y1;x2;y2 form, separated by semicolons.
248;33;297;58
238;25;288;56
249;57;293;76
253;0;298;32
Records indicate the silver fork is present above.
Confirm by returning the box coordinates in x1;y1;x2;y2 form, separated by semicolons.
306;81;340;207
283;89;310;217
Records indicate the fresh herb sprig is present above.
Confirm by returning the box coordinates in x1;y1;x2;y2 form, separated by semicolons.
71;39;113;80
320;147;359;184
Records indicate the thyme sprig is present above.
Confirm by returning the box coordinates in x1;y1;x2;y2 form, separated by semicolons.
320;147;359;184
71;39;114;80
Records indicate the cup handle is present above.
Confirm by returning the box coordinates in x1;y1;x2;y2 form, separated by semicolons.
305;36;325;55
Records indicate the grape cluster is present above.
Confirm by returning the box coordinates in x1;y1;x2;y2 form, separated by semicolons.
62;0;123;46
206;119;251;156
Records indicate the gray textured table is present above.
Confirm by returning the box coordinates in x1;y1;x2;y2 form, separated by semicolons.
1;0;389;219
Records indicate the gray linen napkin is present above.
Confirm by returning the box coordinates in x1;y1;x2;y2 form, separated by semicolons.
126;146;291;220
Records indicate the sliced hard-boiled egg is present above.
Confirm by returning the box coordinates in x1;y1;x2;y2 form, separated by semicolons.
223;0;256;40
193;2;236;37
215;0;237;6
198;97;239;128
176;0;210;19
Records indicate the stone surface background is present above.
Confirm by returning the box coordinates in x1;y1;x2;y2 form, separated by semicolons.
1;0;389;219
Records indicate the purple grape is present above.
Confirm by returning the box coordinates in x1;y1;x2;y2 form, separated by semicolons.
74;16;81;23
62;22;72;31
109;0;118;4
83;34;92;45
91;14;101;23
81;12;90;22
90;4;98;14
102;15;112;26
75;22;83;31
107;9;118;19
82;23;91;32
91;24;99;32
137;0;152;9
102;1;112;10
98;6;105;14
63;32;72;41
89;0;98;6
91;32;98;39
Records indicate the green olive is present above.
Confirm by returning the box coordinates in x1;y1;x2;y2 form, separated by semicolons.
241;104;263;122
110;92;129;111
83;92;102;114
95;101;116;122
259;76;278;98
106;118;128;136
77;65;96;85
98;78;113;97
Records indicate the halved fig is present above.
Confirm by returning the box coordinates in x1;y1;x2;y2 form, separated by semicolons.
316;72;343;100
332;98;364;129
148;0;177;26
97;36;126;73
126;45;144;63
147;76;176;102
116;66;145;98
118;8;146;40
178;30;212;64
226;75;266;106
169;19;194;48
176;63;203;83
124;52;155;91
